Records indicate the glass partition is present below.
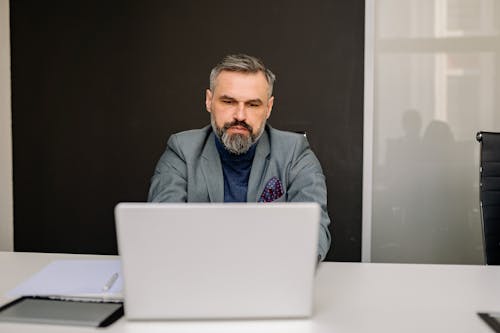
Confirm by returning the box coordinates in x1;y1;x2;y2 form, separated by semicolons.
371;0;500;263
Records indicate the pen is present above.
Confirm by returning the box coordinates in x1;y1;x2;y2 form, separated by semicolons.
102;272;119;292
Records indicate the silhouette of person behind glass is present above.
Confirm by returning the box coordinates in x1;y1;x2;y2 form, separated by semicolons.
419;120;466;263
383;110;423;261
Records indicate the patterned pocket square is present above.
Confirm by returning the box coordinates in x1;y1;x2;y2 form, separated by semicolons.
258;177;284;202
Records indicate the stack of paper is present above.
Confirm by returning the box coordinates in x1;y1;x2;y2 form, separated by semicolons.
7;260;123;302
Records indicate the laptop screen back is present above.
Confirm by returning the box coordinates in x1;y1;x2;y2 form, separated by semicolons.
115;202;320;320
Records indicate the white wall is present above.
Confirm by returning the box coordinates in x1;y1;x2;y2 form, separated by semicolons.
366;0;500;264
0;0;13;251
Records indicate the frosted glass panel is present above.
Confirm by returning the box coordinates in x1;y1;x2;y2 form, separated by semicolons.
372;0;500;264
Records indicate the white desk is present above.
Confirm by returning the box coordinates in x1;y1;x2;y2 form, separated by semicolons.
0;251;499;333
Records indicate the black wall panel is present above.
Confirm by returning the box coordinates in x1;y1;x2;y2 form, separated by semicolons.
11;0;364;261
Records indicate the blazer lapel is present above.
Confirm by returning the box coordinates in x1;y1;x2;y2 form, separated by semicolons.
201;133;224;202
247;129;271;202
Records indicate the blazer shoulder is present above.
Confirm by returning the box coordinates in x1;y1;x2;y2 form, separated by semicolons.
168;125;213;157
268;126;309;151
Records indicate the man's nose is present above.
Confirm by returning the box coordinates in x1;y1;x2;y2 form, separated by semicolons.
234;103;247;120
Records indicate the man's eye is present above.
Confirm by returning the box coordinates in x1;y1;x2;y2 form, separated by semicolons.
222;100;233;104
249;104;259;107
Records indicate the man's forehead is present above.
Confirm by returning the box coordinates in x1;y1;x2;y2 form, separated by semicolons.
212;70;269;96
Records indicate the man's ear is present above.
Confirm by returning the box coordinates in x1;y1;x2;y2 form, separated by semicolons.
205;89;213;113
266;96;274;119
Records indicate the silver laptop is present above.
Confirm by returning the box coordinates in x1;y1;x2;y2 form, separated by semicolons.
114;202;320;320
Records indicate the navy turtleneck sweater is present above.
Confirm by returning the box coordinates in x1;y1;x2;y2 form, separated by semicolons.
214;136;257;202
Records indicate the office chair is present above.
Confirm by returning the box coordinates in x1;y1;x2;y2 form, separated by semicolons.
293;130;307;138
476;131;500;265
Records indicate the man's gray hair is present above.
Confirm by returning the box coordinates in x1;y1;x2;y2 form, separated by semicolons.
209;54;276;97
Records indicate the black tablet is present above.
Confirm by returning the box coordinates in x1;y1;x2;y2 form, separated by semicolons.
478;312;500;333
0;296;123;327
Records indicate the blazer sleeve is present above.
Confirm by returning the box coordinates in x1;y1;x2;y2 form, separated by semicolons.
148;135;188;202
287;136;332;261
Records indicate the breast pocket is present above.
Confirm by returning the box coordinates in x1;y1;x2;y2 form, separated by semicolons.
258;176;285;202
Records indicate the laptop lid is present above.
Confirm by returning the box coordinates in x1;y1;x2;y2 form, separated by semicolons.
114;202;320;320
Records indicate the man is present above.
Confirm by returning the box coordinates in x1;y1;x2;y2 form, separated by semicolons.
148;54;331;260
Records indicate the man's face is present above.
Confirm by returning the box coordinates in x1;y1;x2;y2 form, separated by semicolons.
206;70;274;154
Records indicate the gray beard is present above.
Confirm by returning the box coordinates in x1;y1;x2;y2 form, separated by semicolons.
211;117;266;155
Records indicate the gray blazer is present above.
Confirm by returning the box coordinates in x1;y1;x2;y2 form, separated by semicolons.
148;125;331;260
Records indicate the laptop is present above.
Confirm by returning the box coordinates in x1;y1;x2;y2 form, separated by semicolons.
114;202;320;320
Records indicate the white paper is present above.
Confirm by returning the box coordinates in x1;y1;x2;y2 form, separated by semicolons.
7;260;123;301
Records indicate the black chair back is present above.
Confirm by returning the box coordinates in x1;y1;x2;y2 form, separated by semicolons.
476;131;500;265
